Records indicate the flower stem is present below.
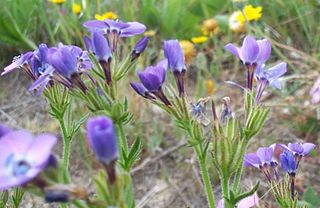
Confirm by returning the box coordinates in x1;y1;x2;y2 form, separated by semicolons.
59;118;71;183
195;147;216;208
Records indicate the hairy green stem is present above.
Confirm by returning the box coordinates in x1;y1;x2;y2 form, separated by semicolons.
115;123;128;157
195;147;216;208
59;118;71;183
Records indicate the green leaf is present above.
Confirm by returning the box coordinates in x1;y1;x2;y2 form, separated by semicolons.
232;182;260;204
303;187;320;206
11;188;24;208
0;191;9;208
122;136;142;171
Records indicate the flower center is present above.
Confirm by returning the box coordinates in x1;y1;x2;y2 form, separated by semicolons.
4;154;31;177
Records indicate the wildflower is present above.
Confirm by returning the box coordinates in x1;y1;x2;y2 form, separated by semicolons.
144;30;156;37
0;124;11;138
130;82;156;100
280;150;296;176
134;59;171;105
254;62;287;103
132;36;149;61
229;11;245;32
164;40;186;97
179;40;196;64
83;19;146;51
310;78;320;104
86;116;118;183
84;31;112;85
95;12;118;21
49;0;66;4
237;5;263;23
280;142;316;158
205;79;216;94
217;192;259;208
0;130;57;190
1;51;34;76
225;36;272;90
191;36;208;44
201;18;219;36
72;3;81;15
244;146;278;181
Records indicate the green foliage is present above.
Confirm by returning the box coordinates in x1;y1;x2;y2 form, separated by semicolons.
0;191;9;208
302;187;320;208
11;188;24;208
120;136;142;171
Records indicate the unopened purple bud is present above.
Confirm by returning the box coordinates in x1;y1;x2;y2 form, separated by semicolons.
86;116;118;165
132;36;149;61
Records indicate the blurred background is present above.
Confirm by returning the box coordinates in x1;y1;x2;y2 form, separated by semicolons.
0;0;319;207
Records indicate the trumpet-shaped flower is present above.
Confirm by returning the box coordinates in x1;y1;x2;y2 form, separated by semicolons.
0;130;57;190
225;36;271;66
244;146;277;168
84;31;112;84
132;59;171;105
254;62;287;103
310;78;320;104
1;52;34;76
86;116;118;165
164;40;186;96
280;150;297;175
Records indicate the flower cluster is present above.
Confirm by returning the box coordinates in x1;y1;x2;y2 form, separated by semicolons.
225;36;287;102
131;39;186;102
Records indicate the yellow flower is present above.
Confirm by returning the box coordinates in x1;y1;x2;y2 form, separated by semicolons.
229;11;246;32
191;36;208;44
49;0;66;4
236;4;262;23
144;30;156;37
72;3;81;14
205;80;216;95
95;11;118;20
179;40;196;64
201;18;219;36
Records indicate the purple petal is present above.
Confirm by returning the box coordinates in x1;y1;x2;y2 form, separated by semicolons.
26;134;57;167
266;62;287;80
244;153;261;168
302;143;316;155
163;40;185;72
0;124;12;138
237;193;259;208
83;36;92;52
216;199;224;208
0;131;33;164
256;39;271;64
240;36;259;64
92;31;111;61
256;147;274;163
83;20;107;29
138;69;162;92
288;143;303;154
120;22;146;37
224;43;240;59
130;82;148;97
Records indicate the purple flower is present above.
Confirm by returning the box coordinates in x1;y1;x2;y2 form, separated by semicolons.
225;36;272;90
86;116;118;165
84;31;112;85
0;124;11;138
83;19;146;51
135;59;171;105
1;52;34;76
310;78;320;104
280;150;297;175
244;146;276;168
163;40;186;96
254;62;287;103
225;36;271;66
217;193;259;208
0;130;57;190
280;142;316;157
130;82;155;100
132;36;149;61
